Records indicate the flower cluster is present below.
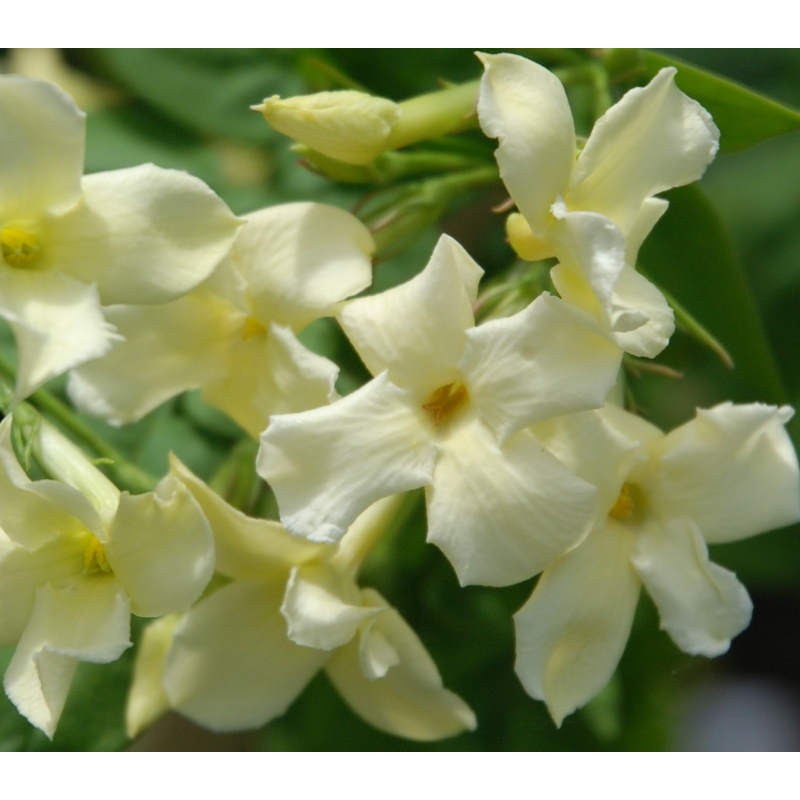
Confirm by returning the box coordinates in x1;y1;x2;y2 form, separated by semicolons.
0;52;797;744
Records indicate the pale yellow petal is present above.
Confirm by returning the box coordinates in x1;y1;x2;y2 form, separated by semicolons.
67;291;236;425
0;75;84;217
125;614;180;738
632;518;752;657
258;372;436;544
163;580;327;731
326;588;476;741
47;164;240;305
169;454;326;582
3;578;130;738
426;419;597;587
338;234;482;400
106;475;214;618
477;52;574;235
652;403;800;543
570;68;719;235
233;203;374;331
515;522;639;726
0;268;119;401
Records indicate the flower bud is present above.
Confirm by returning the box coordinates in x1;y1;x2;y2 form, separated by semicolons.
254;90;401;166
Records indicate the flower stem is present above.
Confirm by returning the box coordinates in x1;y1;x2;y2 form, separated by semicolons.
0;351;156;492
332;491;421;576
387;80;480;151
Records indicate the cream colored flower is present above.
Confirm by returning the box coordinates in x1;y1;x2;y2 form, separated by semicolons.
0;75;240;400
258;234;622;587
68;202;374;437
515;402;800;725
0;417;214;737
478;52;719;357
126;458;475;742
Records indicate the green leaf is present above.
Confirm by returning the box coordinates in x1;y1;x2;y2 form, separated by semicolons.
90;49;307;143
640;185;787;412
607;49;800;152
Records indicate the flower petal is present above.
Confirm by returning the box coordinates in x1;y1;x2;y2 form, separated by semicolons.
531;405;660;516
652;403;800;543
338;234;482;399
0;535;84;646
0;417;104;549
281;564;378;650
631;518;753;657
203;322;339;438
326;588;476;741
609;267;674;358
3;578;130;738
625;197;669;266
0;268;119;400
125;614;180;738
258;372;437;544
163;580;328;732
550;209;673;358
0;75;84;217
67;291;236;425
462;292;621;442
169;454;326;581
47;164;240;305
570;68;719;235
477;52;574;237
233;203;374;331
514;522;639;726
426;419;597;587
106;475;214;617
550;208;627;319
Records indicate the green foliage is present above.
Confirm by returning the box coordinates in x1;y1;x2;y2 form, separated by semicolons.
607;49;800;151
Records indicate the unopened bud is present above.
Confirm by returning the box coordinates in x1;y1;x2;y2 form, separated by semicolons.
254;90;400;166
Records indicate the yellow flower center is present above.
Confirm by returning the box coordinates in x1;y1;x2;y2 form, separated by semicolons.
240;316;267;341
608;482;636;521
422;382;469;427
83;537;112;576
0;225;41;268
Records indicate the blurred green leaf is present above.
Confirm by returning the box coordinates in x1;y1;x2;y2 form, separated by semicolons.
90;49;306;143
609;50;800;152
640;185;787;408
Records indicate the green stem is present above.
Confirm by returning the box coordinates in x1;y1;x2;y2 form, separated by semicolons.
331;491;420;576
387;80;480;150
369;164;499;256
0;351;156;492
209;437;261;513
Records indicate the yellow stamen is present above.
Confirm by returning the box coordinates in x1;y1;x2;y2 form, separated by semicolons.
422;382;469;426
608;483;635;520
83;537;112;576
241;316;267;340
0;226;41;268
